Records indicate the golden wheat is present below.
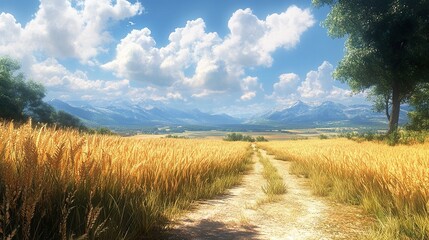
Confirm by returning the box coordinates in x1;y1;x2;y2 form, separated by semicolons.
0;121;251;239
258;139;429;238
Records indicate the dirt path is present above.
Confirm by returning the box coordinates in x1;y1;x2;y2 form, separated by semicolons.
165;146;373;240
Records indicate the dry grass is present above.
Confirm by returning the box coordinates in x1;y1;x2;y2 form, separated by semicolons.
0;121;252;239
258;152;287;197
258;139;429;239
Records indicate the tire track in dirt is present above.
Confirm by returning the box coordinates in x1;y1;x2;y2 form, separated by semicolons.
165;146;373;240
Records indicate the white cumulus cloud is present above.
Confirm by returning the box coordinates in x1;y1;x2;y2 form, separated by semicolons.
103;19;222;88
270;61;359;105
272;73;301;97
214;6;315;68
0;0;142;63
240;76;261;101
104;6;314;98
30;58;170;102
298;61;334;98
0;2;319;106
240;91;256;101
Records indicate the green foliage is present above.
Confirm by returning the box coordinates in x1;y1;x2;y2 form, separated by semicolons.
164;134;188;139
0;56;47;121
0;56;94;132
339;129;427;145
255;136;268;142
319;134;329;139
86;127;117;135
407;83;429;131
224;133;254;142
386;129;400;146
313;0;429;133
223;133;268;142
54;111;86;130
95;127;116;135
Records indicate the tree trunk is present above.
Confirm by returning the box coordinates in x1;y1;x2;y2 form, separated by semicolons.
385;94;390;121
388;81;400;134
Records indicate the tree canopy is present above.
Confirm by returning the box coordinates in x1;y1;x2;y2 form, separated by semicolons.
0;57;46;121
0;56;87;130
313;0;429;133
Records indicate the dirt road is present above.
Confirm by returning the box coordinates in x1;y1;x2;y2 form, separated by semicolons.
165;147;373;240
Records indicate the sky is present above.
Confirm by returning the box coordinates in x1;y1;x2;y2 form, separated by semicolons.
0;0;368;117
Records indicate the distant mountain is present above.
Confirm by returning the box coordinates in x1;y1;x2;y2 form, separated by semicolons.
249;101;409;128
49;99;410;130
48;99;240;127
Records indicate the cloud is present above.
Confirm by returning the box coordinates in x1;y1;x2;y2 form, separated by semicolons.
0;13;22;49
0;0;142;63
102;28;166;84
30;58;69;87
272;73;301;97
214;7;315;68
298;61;334;98
269;61;361;105
104;6;314;97
241;76;259;91
166;92;183;100
0;13;30;62
103;19;222;87
30;58;174;102
240;91;256;101
240;76;261;101
1;3;317;108
191;89;226;98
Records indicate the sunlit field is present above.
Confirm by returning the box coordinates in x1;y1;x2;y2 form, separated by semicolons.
258;139;429;239
0;121;252;239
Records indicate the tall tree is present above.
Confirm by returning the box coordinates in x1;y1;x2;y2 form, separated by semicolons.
313;0;429;133
0;56;47;121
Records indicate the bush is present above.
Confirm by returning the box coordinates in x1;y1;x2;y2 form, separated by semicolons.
87;127;117;135
340;129;427;145
387;130;400;146
256;136;268;142
224;133;255;142
164;134;188;139
319;134;329;139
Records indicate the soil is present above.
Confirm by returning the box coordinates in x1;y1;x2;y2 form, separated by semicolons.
164;146;374;240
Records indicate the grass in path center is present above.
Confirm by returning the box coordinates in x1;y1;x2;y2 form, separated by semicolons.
257;150;287;204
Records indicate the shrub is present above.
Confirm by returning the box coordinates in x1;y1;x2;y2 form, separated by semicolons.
164;134;188;139
224;133;255;142
256;136;268;142
319;134;329;139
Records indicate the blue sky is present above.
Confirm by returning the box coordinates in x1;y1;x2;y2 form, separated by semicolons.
0;0;367;117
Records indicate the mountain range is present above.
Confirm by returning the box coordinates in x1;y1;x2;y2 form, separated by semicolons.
48;99;240;128
248;100;409;128
48;99;410;130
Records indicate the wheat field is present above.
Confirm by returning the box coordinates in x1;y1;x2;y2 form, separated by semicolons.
0;121;252;239
258;139;429;239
